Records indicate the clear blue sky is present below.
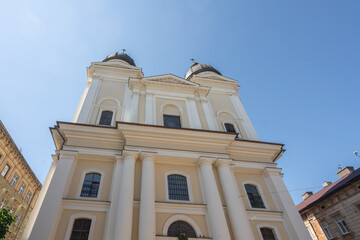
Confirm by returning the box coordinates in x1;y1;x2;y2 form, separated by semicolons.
0;0;359;204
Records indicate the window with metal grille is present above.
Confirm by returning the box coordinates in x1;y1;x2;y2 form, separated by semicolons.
167;174;189;201
163;115;181;128
99;111;113;125
10;174;18;187
260;227;276;240
320;222;334;239
245;184;265;208
1;165;10;177
224;123;236;133
80;173;101;198
70;218;91;240
333;215;350;235
167;220;197;237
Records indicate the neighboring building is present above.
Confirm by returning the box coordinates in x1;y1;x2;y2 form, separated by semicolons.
0;121;41;239
297;166;360;240
22;52;311;240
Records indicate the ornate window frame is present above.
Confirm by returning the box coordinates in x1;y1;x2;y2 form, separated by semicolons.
165;171;193;203
160;103;184;127
216;110;243;138
242;181;269;210
256;223;282;240
96;98;120;126
64;213;96;240
162;214;203;237
77;169;104;201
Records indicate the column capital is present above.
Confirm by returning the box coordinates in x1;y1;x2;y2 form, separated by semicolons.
56;150;78;160
198;157;216;166
115;154;123;161
122;150;139;161
263;167;282;177
214;159;232;168
140;152;156;162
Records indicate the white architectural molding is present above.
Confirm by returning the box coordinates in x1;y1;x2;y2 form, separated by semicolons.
201;98;218;131
164;170;194;203
131;90;140;122
162;214;203;237
64;213;96;240
76;169;105;201
145;93;155;124
97;97;121;107
121;83;133;122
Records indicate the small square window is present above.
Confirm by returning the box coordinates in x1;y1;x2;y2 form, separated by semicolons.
224;123;236;133
163;115;181;128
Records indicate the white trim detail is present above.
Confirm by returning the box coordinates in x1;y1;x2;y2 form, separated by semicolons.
76;169;104;201
165;171;194;203
160;103;184;113
97;97;121;107
162;214;203;237
64;213;96;240
242;181;269;210
216;110;238;119
256;223;282;240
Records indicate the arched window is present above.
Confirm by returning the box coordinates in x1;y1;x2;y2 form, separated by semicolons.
167;174;189;201
260;227;277;240
70;218;92;240
99;111;113;125
167;221;197;238
162;104;182;128
80;173;101;197
224;123;236;133
245;184;265;208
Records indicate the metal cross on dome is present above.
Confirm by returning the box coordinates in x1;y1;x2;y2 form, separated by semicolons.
190;58;195;63
122;49;126;54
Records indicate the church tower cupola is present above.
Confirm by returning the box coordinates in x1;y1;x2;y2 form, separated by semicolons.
103;51;136;66
185;62;222;80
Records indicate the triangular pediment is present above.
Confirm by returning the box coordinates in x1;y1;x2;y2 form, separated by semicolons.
143;74;199;86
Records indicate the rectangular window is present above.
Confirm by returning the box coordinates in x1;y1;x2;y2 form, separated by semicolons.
15;212;22;226
25;191;32;202
163;115;181;128
320;222;334;239
0;199;7;209
99;111;113;125
1;165;10;177
18;184;26;195
10;174;18;187
333;215;350;235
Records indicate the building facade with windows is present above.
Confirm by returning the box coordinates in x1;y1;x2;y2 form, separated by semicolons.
297;166;360;240
22;52;311;240
0;121;41;239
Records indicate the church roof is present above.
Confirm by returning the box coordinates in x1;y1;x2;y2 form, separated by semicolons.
185;62;221;80
103;52;136;66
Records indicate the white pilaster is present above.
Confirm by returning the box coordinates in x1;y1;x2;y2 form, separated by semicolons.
130;90;140;123
138;154;156;240
113;151;138;240
229;93;259;140
103;155;123;240
198;157;231;240
201;97;218;131
215;159;255;240
121;83;133;122
264;168;312;240
145;93;154;125
186;97;202;129
24;151;77;240
73;77;101;123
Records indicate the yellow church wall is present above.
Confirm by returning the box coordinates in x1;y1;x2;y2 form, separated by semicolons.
138;93;146;124
234;172;277;211
154;163;203;204
54;209;107;240
66;158;114;201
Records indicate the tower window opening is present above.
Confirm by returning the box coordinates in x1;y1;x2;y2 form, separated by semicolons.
224;123;236;133
245;184;265;208
163;115;181;128
167;174;189;200
99;111;113;126
80;173;101;198
70;218;92;240
260;227;277;240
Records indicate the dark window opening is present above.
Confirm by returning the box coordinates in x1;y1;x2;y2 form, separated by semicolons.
167;221;196;238
260;227;276;240
70;218;91;240
81;173;101;197
99;111;113;125
168;174;189;201
224;123;236;133
245;184;265;208
163;115;181;128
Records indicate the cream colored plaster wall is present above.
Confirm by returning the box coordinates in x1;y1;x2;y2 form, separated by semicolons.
66;159;113;201
156;212;209;237
54;209;107;240
250;220;289;240
155;98;190;128
234;172;277;211
195;100;208;130
138;94;146;123
155;163;202;204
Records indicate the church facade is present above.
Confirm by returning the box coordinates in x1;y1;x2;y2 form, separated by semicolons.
22;52;311;240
